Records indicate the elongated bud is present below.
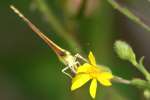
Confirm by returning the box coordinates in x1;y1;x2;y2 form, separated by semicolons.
114;40;137;66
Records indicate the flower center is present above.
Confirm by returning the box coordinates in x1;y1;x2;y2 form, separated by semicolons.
88;66;101;78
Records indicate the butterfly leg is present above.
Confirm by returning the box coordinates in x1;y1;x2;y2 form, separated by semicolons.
73;61;80;70
61;66;72;78
74;53;88;63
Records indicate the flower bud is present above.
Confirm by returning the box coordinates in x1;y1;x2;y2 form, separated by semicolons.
114;40;137;66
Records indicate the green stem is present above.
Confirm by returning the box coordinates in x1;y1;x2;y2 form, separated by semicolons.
131;79;150;90
33;0;82;53
113;76;131;84
135;63;150;82
108;0;150;32
114;76;150;90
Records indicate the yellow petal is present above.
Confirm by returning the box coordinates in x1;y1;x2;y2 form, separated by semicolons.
97;78;112;86
88;51;96;66
77;63;91;73
71;74;91;91
99;72;113;80
90;79;97;99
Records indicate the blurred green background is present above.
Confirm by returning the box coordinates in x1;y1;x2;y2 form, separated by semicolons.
1;0;150;100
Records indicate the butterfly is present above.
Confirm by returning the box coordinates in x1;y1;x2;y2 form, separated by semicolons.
10;5;88;78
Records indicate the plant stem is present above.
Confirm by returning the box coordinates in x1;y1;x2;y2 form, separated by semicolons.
113;76;131;85
114;76;150;90
33;0;82;53
135;63;150;82
131;79;150;90
108;0;150;32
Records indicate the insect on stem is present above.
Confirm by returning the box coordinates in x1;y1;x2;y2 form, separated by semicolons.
10;5;67;57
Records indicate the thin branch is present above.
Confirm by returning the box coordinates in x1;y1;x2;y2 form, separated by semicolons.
108;0;150;32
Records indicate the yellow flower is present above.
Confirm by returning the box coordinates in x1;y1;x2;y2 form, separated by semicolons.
71;51;113;99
